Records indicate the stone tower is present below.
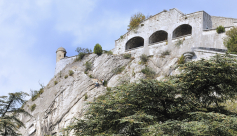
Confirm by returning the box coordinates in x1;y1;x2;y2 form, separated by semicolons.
56;47;67;62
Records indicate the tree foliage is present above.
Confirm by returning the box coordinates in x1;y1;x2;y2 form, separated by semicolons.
224;27;237;53
0;92;31;136
216;25;225;33
75;47;92;61
94;43;103;56
128;12;146;31
67;54;237;135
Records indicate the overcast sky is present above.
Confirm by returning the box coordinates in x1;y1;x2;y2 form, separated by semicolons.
0;0;237;97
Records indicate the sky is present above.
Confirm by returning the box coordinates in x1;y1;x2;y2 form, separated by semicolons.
0;0;237;98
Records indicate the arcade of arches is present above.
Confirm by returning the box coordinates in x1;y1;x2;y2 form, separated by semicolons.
125;24;192;50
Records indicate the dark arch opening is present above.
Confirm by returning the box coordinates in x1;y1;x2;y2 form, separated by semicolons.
126;37;144;50
173;24;192;39
149;30;168;44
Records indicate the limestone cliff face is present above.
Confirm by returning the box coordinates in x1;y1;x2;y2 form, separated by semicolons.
19;53;179;136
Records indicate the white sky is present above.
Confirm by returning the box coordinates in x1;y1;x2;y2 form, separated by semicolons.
0;0;237;97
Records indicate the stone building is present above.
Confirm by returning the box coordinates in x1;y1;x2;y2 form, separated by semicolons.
112;8;237;58
55;8;237;75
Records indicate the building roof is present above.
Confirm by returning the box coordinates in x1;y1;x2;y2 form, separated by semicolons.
56;47;66;53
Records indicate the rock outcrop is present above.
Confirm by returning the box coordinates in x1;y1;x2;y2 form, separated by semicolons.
20;53;179;136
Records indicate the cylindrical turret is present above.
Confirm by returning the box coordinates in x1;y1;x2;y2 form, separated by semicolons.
56;47;67;62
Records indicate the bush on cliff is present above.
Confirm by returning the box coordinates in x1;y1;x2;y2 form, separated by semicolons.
224;27;237;53
94;43;103;56
216;25;225;33
75;47;92;61
128;12;146;31
66;54;237;135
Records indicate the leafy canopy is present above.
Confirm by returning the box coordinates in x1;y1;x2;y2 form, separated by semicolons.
67;54;237;136
75;47;92;61
224;27;237;53
94;43;103;56
128;12;146;31
0;92;31;136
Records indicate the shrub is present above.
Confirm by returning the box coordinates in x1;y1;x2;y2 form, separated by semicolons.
64;75;68;79
84;93;88;100
85;61;92;72
120;35;124;39
123;53;131;59
30;83;44;101
75;52;86;61
106;87;111;91
112;66;125;74
216;25;225;33
104;50;113;55
160;50;170;58
54;81;58;85
141;66;156;79
175;39;183;47
177;55;185;64
39;88;44;95
94;43;103;55
31;93;39;101
69;70;74;76
103;80;108;87
75;47;92;61
89;74;93;78
140;54;148;64
128;12;146;31
30;104;36;112
224;27;237;53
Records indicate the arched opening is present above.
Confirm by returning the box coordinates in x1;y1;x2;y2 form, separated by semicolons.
126;36;144;50
149;30;168;44
172;24;192;39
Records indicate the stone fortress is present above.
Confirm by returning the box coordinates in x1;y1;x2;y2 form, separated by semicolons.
55;8;237;75
21;8;237;136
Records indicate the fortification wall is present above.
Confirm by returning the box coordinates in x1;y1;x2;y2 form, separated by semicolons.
211;16;237;28
113;9;237;58
55;56;76;75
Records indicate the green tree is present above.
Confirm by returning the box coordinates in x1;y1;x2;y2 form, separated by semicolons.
0;92;31;136
224;27;237;53
75;47;92;61
128;12;146;31
94;43;102;56
67;54;237;135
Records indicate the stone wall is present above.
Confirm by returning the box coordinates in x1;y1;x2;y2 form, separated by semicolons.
55;56;76;75
113;8;237;57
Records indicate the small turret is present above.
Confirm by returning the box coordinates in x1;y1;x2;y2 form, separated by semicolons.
56;47;67;62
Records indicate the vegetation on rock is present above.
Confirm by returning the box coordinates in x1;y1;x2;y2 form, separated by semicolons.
216;25;225;33
31;83;44;101
141;66;156;79
128;12;146;31
30;104;36;112
85;61;92;72
69;70;74;76
75;47;92;61
177;54;185;64
0;92;31;136
94;43;103;55
224;27;237;53
160;50;170;58
66;54;237;135
112;66;126;75
140;54;148;64
123;53;131;59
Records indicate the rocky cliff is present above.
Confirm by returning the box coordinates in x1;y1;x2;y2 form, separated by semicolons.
19;53;179;136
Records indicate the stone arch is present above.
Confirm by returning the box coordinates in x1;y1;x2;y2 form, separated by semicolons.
125;36;144;50
172;24;192;39
149;30;168;44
